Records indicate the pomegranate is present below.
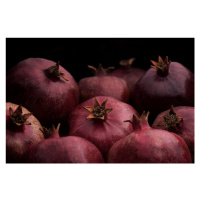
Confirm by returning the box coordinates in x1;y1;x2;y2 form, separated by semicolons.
6;102;44;163
111;58;145;94
152;105;194;162
22;124;104;163
132;56;194;119
107;112;192;163
68;96;139;158
6;58;79;127
78;64;130;103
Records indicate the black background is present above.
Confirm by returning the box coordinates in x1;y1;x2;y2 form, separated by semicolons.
6;38;194;82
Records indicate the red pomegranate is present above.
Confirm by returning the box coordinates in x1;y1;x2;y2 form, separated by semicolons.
152;105;194;161
111;58;145;94
132;56;194;119
6;58;79;127
68;96;139;157
78;64;130;103
107;112;192;163
22;124;104;163
6;102;44;163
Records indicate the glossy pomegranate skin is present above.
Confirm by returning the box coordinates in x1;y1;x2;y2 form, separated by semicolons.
78;75;130;103
6;58;79;127
68;96;139;157
6;102;44;163
107;115;192;163
23;136;104;163
111;68;145;93
152;106;194;160
132;61;194;118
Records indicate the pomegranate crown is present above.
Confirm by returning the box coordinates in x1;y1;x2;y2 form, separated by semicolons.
119;58;135;68
151;56;171;76
40;123;61;139
83;97;113;120
48;61;68;81
124;111;150;130
9;105;32;126
156;105;183;132
88;64;115;76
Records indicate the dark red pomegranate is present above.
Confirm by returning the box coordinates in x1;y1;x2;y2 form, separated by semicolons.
111;58;145;94
78;64;130;103
132;56;194;119
107;112;192;163
152;105;194;161
6;58;79;127
68;96;139;158
6;102;44;163
22;124;104;163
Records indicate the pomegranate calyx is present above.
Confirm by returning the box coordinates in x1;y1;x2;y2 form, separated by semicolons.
9;105;32;126
151;56;171;76
124;111;150;130
119;58;135;68
40;123;61;139
157;105;183;132
83;97;112;120
88;64;115;76
48;61;68;81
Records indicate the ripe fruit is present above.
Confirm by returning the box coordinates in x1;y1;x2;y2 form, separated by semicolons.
152;105;194;161
6;103;44;163
78;64;130;103
132;56;194;119
6;58;79;127
23;124;104;163
107;112;192;163
68;96;139;157
111;58;145;94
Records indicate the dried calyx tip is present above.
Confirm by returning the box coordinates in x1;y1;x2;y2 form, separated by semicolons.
151;56;171;76
83;97;112;120
48;61;68;81
88;64;115;75
119;58;135;67
40;123;61;137
124;111;150;123
157;105;183;131
9;105;32;126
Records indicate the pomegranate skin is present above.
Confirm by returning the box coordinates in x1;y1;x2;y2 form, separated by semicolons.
132;61;194;118
152;106;194;161
6;58;79;127
6;102;45;163
78;73;130;103
107;113;192;163
68;96;139;157
111;68;145;94
22;136;104;163
108;129;192;163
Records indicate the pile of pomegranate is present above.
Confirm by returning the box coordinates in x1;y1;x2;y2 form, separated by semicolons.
6;56;194;163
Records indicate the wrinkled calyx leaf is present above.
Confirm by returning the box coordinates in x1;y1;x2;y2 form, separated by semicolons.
83;97;113;120
157;105;183;132
124;111;150;130
119;58;135;68
48;61;68;81
151;56;171;76
9;105;32;126
40;123;61;138
88;64;115;76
